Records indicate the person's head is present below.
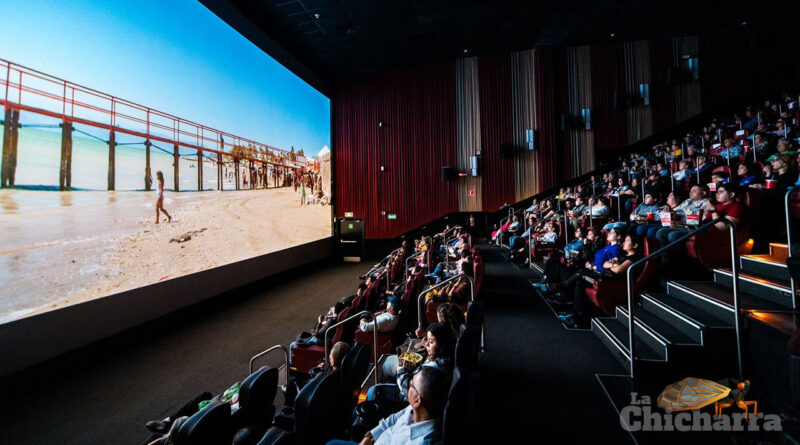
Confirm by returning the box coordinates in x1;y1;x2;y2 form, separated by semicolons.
631;178;639;188
329;341;350;370
511;214;518;222
564;199;574;209
715;183;738;205
697;155;707;166
333;302;345;317
586;228;601;243
156;171;164;182
546;223;557;233
575;227;587;239
607;227;623;244
617;177;625;186
666;191;681;208
386;296;401;315
575;196;584;206
436;302;465;337
460;249;469;260
687;144;697;156
771;155;790;174
777;138;791;153
622;234;642;255
409;367;449;420
754;132;766;144
643;192;657;206
425;322;456;360
724;137;736;148
711;172;729;184
597;197;608;207
689;184;708;201
357;283;367;296
737;162;753;177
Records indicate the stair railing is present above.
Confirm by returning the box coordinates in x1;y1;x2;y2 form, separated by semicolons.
324;310;380;385
417;273;474;331
625;218;741;380
785;188;798;309
405;251;424;280
249;345;290;389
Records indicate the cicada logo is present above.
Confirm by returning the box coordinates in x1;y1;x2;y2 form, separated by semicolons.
619;378;782;432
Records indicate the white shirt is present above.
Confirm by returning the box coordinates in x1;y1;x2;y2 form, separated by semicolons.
358;312;399;333
371;405;441;445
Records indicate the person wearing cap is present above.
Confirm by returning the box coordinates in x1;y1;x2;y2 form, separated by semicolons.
358;297;401;334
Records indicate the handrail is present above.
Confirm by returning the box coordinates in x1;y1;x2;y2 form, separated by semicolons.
417;273;474;330
442;225;462;240
624;218;741;380
786;188;797;309
249;345;290;388
324;310;380;385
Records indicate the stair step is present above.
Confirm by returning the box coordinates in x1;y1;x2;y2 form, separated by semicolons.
667;281;738;321
770;243;789;261
713;269;795;309
592;317;666;363
531;262;545;274
617;305;700;347
741;254;790;282
614;306;670;360
643;292;732;330
640;293;705;344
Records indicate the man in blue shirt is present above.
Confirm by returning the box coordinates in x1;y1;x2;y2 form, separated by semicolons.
590;228;623;273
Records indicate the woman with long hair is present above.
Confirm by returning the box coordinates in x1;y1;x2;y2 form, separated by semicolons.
155;171;171;224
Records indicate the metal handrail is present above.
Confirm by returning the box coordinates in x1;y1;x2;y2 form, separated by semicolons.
442;225;462;240
324;310;380;385
786;188;797;309
249;345;289;388
417;273;475;329
625;218;741;380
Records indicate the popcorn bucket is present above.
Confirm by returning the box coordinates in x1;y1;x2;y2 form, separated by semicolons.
708;182;717;192
660;212;673;227
685;208;701;226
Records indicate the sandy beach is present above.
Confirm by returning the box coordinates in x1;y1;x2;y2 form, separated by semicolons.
0;187;331;323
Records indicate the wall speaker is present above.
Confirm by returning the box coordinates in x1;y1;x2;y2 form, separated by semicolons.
499;143;514;158
442;165;456;181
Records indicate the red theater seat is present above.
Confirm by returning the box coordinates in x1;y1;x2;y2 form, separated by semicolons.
291;306;351;374
585;237;659;315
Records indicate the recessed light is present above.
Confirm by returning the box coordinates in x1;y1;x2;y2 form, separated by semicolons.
610;33;616;37
741;21;747;26
463;49;468;54
314;13;320;19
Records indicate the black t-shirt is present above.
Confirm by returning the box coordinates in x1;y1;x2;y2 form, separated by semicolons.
620;252;642;265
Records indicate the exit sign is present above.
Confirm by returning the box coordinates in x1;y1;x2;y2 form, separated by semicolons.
468;189;475;197
387;214;397;220
344;212;354;217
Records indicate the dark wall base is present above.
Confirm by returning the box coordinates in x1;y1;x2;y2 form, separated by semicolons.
0;237;334;377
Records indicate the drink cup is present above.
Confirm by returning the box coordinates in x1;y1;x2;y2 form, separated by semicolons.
765;179;776;190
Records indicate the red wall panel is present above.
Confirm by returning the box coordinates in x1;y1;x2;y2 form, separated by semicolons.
591;43;628;151
333;62;459;238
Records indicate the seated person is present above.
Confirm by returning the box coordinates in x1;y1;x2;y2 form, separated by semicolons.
557;234;643;328
330;367;449;445
737;162;762;187
590;197;610;217
427;249;469;283
291;302;346;351
381;322;455;389
426;263;473;306
720;137;743;160
359;297;401;334
538;228;623;295
655;184;709;251
627;191;661;237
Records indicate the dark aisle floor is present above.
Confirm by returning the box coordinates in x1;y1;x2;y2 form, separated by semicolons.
477;246;633;443
0;260;365;445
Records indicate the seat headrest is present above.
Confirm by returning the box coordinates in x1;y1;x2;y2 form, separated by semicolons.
174;401;231;445
239;366;279;427
340;343;370;393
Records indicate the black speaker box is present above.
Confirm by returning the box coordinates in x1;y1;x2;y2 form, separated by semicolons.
442;166;456;181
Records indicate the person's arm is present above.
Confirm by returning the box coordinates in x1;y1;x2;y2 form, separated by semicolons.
368;407;407;444
609;259;634;275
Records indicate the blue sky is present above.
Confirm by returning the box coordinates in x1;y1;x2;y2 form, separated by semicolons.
0;0;330;156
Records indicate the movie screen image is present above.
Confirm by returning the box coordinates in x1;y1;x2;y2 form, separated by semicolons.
0;0;332;323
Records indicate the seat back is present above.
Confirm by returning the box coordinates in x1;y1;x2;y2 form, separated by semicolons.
465;301;484;328
238;367;279;429
339;343;370;407
454;325;480;371
443;369;480;445
473;259;483;296
294;371;342;445
174;401;232;445
632;237;660;295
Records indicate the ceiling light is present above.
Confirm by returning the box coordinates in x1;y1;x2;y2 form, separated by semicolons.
741;21;747;26
609;33;616;37
463;49;468;54
314;13;320;19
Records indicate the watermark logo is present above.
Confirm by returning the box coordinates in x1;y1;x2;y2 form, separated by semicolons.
619;377;782;432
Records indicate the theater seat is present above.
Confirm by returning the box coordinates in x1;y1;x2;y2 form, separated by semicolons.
353;328;394;361
443;368;480;445
686;191;757;270
454;325;481;371
293;371;345;445
339;343;370;408
585;237;659;315
234;366;279;434
291;307;351;374
174;401;232;445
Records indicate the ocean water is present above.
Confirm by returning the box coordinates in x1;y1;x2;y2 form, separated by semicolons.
2;125;239;193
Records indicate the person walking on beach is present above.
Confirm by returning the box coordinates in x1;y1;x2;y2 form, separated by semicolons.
300;179;306;206
155;171;171;224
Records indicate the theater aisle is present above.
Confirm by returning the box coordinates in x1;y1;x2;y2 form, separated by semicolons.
476;245;633;443
0;260;364;445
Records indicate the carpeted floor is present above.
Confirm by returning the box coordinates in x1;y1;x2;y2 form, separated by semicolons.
476;246;633;443
0;260;365;445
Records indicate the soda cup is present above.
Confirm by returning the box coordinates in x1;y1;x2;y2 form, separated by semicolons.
765;179;776;190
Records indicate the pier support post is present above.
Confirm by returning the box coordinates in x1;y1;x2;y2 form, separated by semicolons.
217;152;222;191
107;131;115;191
1;107;20;188
144;139;152;191
197;150;203;191
59;121;73;191
235;158;240;190
173;144;180;192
